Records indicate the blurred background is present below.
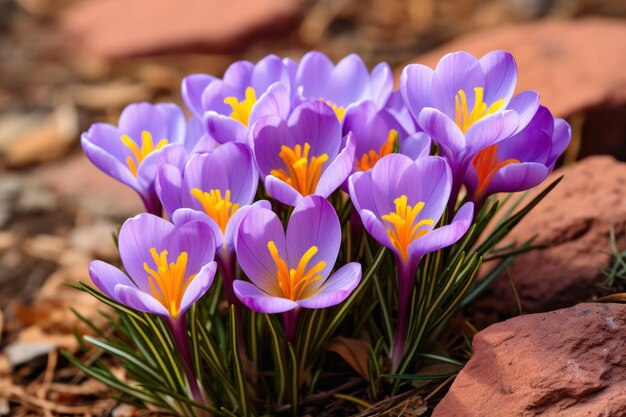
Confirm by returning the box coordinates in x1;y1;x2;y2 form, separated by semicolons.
0;0;625;414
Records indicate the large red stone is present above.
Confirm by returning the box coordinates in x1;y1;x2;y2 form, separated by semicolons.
61;0;304;58
433;303;626;417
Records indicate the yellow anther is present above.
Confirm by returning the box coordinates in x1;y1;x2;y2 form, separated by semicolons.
267;241;326;300
323;99;346;121
190;188;239;234
454;87;504;133
270;143;329;196
224;87;257;126
381;195;434;262
144;248;196;317
121;131;168;177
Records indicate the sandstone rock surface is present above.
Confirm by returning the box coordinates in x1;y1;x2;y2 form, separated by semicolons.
433;303;626;417
480;156;626;316
61;0;304;58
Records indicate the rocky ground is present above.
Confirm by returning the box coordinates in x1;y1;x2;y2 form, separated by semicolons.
0;0;626;415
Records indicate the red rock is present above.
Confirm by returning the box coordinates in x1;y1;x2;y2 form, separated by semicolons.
477;156;626;316
433;303;626;417
410;18;626;118
61;0;304;58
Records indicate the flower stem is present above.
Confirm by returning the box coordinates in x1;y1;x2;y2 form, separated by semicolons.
391;260;413;373
216;249;240;308
283;307;301;343
167;316;204;405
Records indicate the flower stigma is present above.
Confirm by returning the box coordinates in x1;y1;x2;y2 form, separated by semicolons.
121;131;168;176
356;129;397;171
191;189;239;234
382;195;434;262
145;248;196;317
267;241;326;300
270;143;329;196
455;87;504;133
224;87;257;126
472;144;519;197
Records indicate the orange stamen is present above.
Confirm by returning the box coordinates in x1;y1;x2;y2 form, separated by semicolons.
381;195;434;262
356;129;397;171
224;87;257;126
472;144;519;198
190;188;239;234
267;241;326;301
121;131;168;177
145;248;196;317
270;143;329;196
454;87;504;133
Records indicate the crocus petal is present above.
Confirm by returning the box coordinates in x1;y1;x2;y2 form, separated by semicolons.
348;172;393;248
155;164;183;219
250;54;292;93
507;90;540;133
408;202;473;258
297;263;361;309
81;132;137;190
223;200;271;250
286;196;340;287
264;175;302;206
296;51;334;99
370;62;394;108
204;112;247;144
432;52;485;118
88;260;134;300
464;110;520;155
249;82;291;126
118;103;186;144
171;208;224;248
178;261;217;314
233;280;298;314
487;162;550;195
479;50;517;106
325;54;370;106
235;206;286;295
118;214;174;293
316;133;356;198
400;64;434;121
182;74;216;118
549;119;572;168
136;143;187;190
418;108;465;156
113;284;169;316
170;220;216;278
400;132;431;160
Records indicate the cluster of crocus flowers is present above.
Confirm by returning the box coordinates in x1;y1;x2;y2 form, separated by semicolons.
82;49;571;394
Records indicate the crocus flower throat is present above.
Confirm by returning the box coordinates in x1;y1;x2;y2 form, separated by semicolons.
121;131;169;176
472;144;519;198
324;100;346;121
270;143;329;196
224;87;257;126
455;87;504;133
382;195;434;262
191;188;239;233
267;241;326;301
145;248;196;317
356;129;397;171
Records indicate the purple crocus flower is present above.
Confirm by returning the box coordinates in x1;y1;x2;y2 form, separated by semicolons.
400;50;540;208
464;105;572;207
349;154;473;370
294;51;393;120
81;102;188;215
155;142;268;305
343;100;431;174
182;54;295;144
89;213;217;402
252;100;355;206
233;195;362;341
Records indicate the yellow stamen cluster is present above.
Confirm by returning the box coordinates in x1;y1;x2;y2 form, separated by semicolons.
270;143;329;196
224;87;257;126
267;241;326;301
356;129;397;171
190;188;239;234
472;144;519;198
121;131;168;177
145;248;196;317
381;195;434;262
454;87;504;133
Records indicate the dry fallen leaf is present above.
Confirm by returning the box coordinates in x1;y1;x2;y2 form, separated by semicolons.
328;336;370;381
